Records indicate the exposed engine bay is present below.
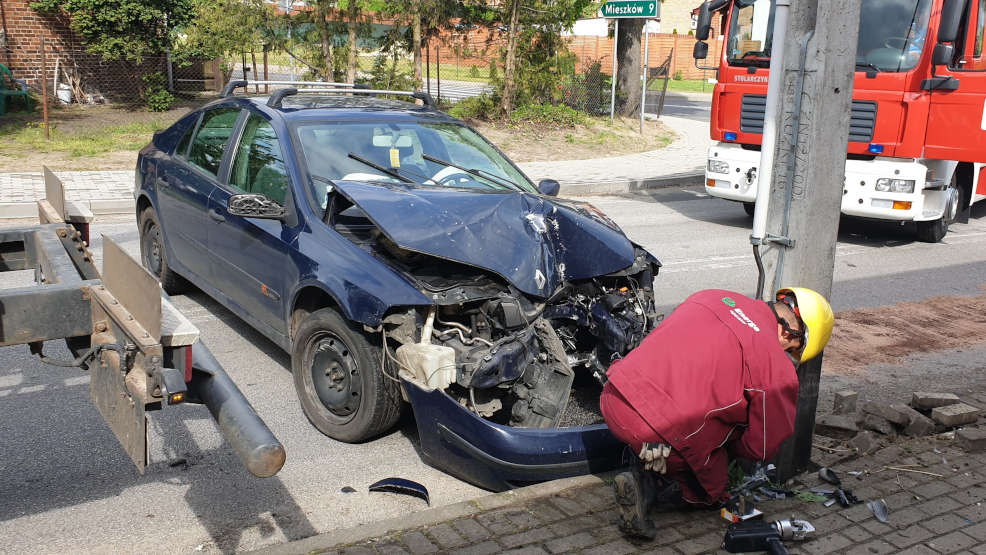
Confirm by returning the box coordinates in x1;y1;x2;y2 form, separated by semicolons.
333;200;660;429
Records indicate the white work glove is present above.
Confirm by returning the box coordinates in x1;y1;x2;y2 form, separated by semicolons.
638;442;672;474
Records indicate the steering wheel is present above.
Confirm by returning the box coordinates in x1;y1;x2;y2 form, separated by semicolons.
884;37;909;50
431;166;473;187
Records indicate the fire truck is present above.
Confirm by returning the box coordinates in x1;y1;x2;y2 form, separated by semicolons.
693;0;986;242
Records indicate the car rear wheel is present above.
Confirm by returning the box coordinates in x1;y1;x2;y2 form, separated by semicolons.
138;208;188;294
291;307;402;442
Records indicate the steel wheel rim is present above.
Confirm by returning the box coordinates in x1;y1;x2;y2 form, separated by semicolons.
142;222;164;277
308;331;361;421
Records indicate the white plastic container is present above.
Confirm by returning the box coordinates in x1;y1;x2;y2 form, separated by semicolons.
56;83;72;105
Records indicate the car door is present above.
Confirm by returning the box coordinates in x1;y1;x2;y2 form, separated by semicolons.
924;0;986;164
156;107;242;283
207;112;299;337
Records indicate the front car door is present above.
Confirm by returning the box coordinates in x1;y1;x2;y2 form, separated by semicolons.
156;106;242;283
207;112;300;342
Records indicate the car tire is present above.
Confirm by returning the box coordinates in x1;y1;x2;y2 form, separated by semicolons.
138;208;188;294
291;307;402;443
742;202;755;217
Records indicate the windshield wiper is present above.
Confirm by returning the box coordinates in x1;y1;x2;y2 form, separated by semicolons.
855;61;882;73
347;152;414;183
421;154;523;192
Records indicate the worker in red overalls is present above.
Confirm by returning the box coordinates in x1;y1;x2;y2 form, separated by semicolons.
600;287;834;538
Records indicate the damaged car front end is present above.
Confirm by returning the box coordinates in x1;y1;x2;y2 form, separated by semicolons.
329;181;661;491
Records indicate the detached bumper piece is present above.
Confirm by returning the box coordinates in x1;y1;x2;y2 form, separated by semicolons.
402;378;624;492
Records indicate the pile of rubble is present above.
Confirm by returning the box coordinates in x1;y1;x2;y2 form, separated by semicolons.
814;391;986;455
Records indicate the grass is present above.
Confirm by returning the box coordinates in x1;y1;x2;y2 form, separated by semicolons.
649;78;715;93
0;119;169;158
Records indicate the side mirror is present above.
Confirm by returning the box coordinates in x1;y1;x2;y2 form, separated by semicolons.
938;0;968;43
537;179;560;197
933;43;955;66
693;41;710;60
228;194;287;220
695;2;712;41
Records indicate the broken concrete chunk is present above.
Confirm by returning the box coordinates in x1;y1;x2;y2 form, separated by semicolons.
850;431;880;455
834;391;858;415
815;414;858;440
890;403;936;436
861;400;909;425
931;403;981;428
911;392;961;411
955;428;986;453
860;413;894;435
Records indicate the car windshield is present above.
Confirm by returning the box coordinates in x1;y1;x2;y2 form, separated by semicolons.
726;0;933;72
296;120;536;206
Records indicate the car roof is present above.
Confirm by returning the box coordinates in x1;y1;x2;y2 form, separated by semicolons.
202;94;461;125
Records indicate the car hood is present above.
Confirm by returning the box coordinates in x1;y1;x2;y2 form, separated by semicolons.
332;181;637;298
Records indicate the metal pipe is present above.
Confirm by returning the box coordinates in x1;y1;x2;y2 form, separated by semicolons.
750;0;790;248
188;341;286;478
610;19;620;122
640;27;649;133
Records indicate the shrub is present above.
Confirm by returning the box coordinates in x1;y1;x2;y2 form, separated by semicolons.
509;103;586;127
468;65;480;78
141;72;174;112
673;70;684;81
448;95;497;121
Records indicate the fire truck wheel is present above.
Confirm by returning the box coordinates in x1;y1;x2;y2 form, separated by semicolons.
915;176;958;243
742;202;755;217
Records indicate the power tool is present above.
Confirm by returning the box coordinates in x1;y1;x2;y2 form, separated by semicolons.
722;518;815;554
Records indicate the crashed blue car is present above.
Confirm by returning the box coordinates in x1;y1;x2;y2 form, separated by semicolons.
135;82;661;490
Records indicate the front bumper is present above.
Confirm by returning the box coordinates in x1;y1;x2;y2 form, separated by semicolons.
402;377;624;491
704;142;948;222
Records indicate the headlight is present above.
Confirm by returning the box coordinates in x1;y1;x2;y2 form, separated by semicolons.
875;178;915;193
708;159;730;174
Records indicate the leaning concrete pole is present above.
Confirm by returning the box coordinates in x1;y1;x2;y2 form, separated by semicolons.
756;0;862;481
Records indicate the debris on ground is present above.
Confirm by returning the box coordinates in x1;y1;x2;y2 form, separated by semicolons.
867;499;890;523
911;391;962;410
833;390;858;415
368;478;431;505
955;428;986;453
814;414;858;439
931;403;981;427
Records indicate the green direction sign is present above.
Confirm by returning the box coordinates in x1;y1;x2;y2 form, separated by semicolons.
601;0;659;18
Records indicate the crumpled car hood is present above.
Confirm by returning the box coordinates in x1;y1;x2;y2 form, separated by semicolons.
332;181;637;298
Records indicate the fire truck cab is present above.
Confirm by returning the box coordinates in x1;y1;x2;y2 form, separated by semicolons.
695;0;986;242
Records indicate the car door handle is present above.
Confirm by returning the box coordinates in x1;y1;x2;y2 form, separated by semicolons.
208;209;225;223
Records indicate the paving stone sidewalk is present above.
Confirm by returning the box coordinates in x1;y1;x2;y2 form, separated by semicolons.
0;113;707;218
264;433;986;555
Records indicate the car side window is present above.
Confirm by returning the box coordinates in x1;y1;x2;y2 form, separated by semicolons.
175;119;197;158
187;108;241;176
229;114;290;206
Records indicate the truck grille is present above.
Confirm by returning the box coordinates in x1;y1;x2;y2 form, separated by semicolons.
739;94;878;142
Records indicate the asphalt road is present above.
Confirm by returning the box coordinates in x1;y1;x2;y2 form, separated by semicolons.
1;189;985;553
646;92;712;121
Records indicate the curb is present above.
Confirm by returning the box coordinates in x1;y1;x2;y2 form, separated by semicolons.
249;473;613;555
0;198;135;220
561;171;705;196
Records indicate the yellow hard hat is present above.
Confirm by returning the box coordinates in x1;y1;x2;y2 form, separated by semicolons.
776;287;834;363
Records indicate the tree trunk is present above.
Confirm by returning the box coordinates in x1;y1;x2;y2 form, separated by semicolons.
412;0;422;88
616;18;644;117
346;0;359;84
315;0;334;80
499;0;522;116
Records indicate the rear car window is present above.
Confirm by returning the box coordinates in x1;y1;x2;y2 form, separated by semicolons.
188;108;241;176
230;114;290;205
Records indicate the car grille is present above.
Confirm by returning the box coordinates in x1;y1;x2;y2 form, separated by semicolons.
739;94;878;143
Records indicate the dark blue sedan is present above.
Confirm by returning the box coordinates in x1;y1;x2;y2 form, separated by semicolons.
135;83;661;490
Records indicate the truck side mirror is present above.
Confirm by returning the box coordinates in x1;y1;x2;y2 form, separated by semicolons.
694;41;710;60
938;0;968;43
695;2;713;40
933;43;955;66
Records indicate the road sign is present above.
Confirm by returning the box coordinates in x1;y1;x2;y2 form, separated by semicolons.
601;0;659;18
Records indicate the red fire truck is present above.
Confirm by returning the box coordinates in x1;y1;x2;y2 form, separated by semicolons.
693;0;986;242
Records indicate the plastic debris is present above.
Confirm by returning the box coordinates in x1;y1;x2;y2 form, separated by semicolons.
867;499;890;523
818;467;842;486
341;486;356;493
368;477;430;505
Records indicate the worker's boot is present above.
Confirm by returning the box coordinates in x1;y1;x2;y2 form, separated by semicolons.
613;468;657;539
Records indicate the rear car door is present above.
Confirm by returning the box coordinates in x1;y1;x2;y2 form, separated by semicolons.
156;107;241;283
207;112;299;338
924;0;986;164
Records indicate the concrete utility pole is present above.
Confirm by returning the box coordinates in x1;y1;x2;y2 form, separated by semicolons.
755;0;862;481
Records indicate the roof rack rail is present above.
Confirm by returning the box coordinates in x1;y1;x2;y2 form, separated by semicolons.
265;87;436;109
222;80;368;97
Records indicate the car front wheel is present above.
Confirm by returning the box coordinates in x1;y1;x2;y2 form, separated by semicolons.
291;307;402;442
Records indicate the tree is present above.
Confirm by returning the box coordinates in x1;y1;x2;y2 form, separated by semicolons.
499;0;522;115
31;0;193;62
313;0;337;81
615;18;644;117
178;0;269;63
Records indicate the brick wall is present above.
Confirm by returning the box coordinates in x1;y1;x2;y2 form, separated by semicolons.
0;0;166;102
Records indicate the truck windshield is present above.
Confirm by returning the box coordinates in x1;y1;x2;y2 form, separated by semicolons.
727;0;933;72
